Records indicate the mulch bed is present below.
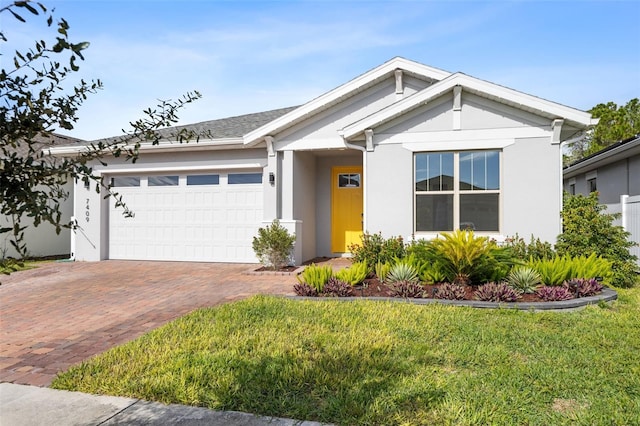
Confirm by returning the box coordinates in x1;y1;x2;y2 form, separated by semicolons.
352;278;560;303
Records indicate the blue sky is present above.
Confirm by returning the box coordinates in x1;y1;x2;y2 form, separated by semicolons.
4;0;640;140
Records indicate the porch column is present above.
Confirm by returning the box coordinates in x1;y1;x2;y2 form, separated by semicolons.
276;150;303;264
262;137;278;221
281;150;294;220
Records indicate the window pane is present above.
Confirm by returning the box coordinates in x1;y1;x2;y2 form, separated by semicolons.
111;177;140;187
460;193;499;232
338;173;360;188
416;194;453;231
460;151;500;190
459;152;473;190
228;173;262;184
415;153;453;191
486;151;500;190
187;174;219;185
148;175;179;186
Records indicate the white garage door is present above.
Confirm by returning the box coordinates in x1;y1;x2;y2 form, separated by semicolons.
108;171;263;262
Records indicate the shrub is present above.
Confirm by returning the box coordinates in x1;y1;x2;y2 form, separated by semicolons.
504;234;555;261
507;266;541;294
322;278;354;297
557;192;638;288
564;278;604;298
406;240;447;283
432;283;466;300
389;280;424;298
374;261;392;283
386;262;419;284
334;262;368;286
572;253;613;282
252;219;295;270
474;282;521;302
424;230;515;284
293;283;318;297
529;254;613;286
536;285;573;301
421;266;448;284
348;232;405;271
297;264;333;293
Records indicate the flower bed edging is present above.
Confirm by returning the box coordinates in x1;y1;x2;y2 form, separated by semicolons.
286;288;618;311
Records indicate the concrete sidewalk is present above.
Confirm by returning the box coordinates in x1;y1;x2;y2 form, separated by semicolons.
0;383;330;426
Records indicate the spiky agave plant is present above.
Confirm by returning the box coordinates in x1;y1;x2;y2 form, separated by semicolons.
386;262;419;284
508;266;542;294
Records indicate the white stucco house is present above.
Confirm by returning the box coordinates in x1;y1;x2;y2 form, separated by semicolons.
50;57;596;265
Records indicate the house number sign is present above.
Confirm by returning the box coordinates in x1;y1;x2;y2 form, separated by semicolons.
85;198;90;223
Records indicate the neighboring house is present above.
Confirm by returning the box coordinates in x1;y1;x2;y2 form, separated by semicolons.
1;133;82;259
563;134;640;263
51;57;596;265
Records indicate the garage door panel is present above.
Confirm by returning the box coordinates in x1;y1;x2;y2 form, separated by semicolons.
109;173;263;262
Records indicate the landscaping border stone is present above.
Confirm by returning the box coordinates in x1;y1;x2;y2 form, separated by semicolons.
287;288;618;311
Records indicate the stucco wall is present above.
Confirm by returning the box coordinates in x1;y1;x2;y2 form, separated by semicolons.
1;181;73;259
502;137;561;242
276;75;434;151
366;144;413;238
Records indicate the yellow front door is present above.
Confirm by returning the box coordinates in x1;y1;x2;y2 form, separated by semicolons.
331;166;363;253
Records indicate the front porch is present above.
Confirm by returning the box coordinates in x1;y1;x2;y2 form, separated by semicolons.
263;148;364;265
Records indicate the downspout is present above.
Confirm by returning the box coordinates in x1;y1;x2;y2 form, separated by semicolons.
340;132;368;232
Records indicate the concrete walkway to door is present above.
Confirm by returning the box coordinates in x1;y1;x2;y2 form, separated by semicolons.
0;260;296;387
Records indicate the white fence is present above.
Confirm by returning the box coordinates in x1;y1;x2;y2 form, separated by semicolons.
605;195;640;266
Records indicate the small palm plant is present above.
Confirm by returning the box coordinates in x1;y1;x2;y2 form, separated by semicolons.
425;230;514;284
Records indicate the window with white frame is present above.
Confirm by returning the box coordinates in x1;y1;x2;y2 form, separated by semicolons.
415;150;500;232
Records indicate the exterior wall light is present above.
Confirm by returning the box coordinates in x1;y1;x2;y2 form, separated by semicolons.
269;172;275;186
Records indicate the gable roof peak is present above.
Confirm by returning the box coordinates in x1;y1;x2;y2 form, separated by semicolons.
244;57;451;145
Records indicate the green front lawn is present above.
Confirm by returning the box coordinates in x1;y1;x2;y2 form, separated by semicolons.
52;291;640;425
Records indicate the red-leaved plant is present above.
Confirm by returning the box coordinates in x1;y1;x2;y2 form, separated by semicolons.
293;282;318;297
474;282;521;302
564;278;604;298
536;286;573;301
432;283;466;300
322;277;354;297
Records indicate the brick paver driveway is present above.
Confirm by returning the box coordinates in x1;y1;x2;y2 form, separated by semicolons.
0;260;295;387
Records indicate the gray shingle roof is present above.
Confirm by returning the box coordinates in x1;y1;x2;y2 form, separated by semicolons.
89;106;299;145
2;133;86;158
158;106;299;140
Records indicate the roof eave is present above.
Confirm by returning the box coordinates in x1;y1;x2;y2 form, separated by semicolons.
563;136;640;177
46;137;248;157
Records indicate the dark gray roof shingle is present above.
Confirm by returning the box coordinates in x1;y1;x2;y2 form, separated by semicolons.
160;106;299;140
91;106;299;145
2;133;86;158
